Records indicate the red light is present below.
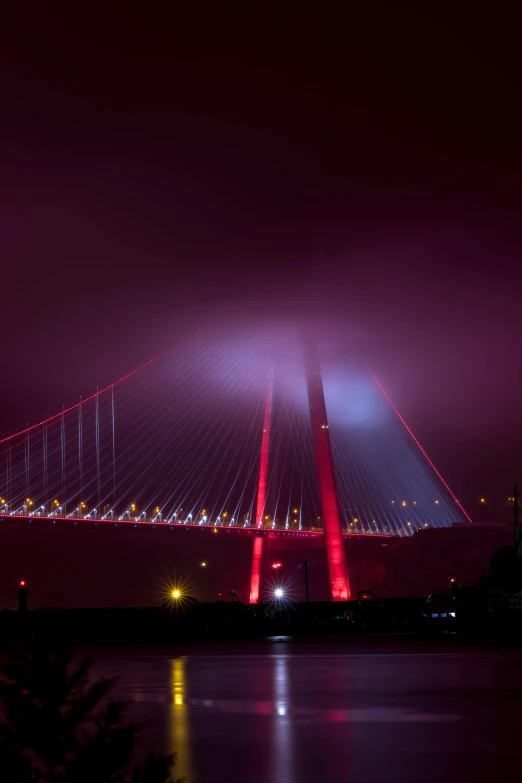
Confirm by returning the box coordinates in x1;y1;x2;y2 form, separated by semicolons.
19;580;26;587
272;562;282;569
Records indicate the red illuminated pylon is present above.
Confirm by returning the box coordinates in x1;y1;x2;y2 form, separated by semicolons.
256;378;273;528
305;346;351;600
249;376;273;603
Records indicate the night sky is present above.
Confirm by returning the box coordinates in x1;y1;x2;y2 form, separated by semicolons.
1;5;521;604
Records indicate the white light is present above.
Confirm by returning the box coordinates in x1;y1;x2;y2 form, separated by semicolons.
274;588;284;599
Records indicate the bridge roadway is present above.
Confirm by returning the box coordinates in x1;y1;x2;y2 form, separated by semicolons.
0;514;392;538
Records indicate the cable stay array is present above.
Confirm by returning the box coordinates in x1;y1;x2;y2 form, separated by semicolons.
0;327;470;536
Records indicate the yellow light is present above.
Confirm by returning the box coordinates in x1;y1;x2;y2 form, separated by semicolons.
131;504;136;510
401;501;407;507
480;498;486;503
354;518;358;522
435;500;439;504
293;509;298;514
155;506;160;513
201;561;207;567
264;515;269;520
223;512;228;517
424;523;429;527
407;521;411;526
202;509;206;514
172;589;181;599
213;527;218;533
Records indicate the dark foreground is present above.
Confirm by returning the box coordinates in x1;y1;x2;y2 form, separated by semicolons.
84;636;522;783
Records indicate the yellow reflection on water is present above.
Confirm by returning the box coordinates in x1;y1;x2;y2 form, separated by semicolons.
169;657;191;781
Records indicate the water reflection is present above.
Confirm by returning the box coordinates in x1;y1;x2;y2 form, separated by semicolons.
169;657;192;782
272;656;295;783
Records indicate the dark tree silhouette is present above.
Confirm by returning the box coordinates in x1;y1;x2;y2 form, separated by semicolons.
0;645;182;783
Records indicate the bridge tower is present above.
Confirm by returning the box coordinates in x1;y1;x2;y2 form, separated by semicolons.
305;342;351;600
249;376;273;603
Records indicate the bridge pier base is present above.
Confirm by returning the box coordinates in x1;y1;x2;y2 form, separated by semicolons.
249;535;264;604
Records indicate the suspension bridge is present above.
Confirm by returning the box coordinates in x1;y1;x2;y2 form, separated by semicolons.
0;327;471;602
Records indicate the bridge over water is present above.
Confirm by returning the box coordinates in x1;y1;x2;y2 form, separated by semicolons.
0;327;470;601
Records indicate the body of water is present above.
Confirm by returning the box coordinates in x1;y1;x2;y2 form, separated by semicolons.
87;637;522;782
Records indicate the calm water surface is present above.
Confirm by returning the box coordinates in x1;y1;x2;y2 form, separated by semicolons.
87;638;522;783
